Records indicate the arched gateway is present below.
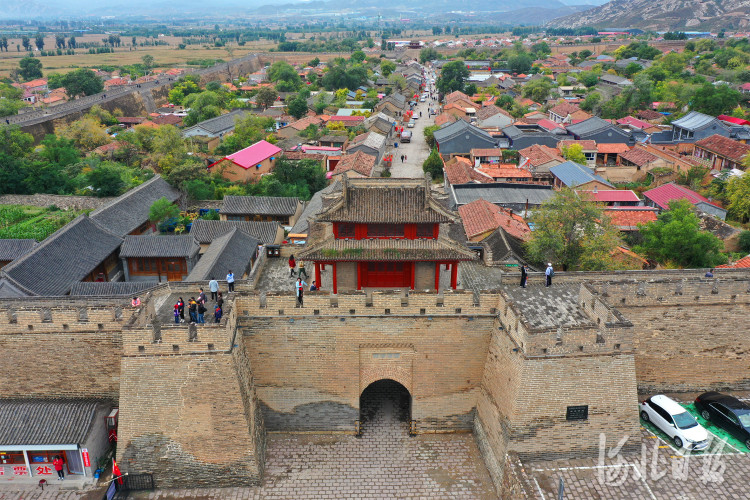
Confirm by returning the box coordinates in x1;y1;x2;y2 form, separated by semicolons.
359;379;412;435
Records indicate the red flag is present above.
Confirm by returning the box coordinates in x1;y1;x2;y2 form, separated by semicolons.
112;459;123;485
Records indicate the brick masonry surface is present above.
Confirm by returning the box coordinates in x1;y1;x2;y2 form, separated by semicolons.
126;381;497;499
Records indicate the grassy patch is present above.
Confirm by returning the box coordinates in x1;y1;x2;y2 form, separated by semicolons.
0;205;83;240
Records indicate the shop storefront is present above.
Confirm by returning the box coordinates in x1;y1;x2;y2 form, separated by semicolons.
0;400;111;481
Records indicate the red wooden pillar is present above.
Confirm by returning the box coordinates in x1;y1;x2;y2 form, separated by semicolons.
434;261;440;291
315;262;321;289
332;262;338;294
357;262;362;290
450;261;458;290
410;262;415;290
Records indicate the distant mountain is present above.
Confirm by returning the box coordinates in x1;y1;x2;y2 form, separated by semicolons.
548;0;750;31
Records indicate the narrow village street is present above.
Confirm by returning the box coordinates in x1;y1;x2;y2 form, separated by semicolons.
389;85;436;179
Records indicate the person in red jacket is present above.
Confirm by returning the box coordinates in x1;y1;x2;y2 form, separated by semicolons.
52;455;64;480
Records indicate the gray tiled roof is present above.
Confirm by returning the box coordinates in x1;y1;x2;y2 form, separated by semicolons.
0;239;37;261
434;120;493;143
1;215;123;296
565;116;616;136
0;400;102;446
0;278;27;298
289;182;341;236
89;175;180;237
186;228;259;281
182;109;248;136
451;183;555;208
351;131;386;151
119;235;199;258
69;281;158;296
190;219;280;244
222;196;300;216
550;161;613;188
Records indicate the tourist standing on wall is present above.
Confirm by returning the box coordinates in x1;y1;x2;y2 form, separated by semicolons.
289;255;297;277
298;260;308;279
520;265;528;288
189;298;197;323
226;270;235;292
177;297;185;322
209;277;219;301
295;277;308;306
545;263;554;287
198;288;206;305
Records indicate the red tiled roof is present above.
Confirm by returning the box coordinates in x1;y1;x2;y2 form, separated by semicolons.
151;114;183;126
643;183;714;210
21;78;47;88
717;256;750;268
537;119;564;131
477;165;533;179
695;134;750;163
445;91;471;104
604;208;658;229
458;198;531;241
597;143;630;154
580;190;640;203
434;113;457;126
549;102;580;117
288;115;323;131
558;140;597;151
620;148;658;167
471;148;503;157
637;109;664;121
332;151;376;177
210;140;282;170
519;144;565;167
327;115;365;126
443;156;493;185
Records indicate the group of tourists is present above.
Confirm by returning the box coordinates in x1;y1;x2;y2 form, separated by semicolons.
288;255;318;306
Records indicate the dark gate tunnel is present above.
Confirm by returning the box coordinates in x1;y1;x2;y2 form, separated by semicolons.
359;379;411;435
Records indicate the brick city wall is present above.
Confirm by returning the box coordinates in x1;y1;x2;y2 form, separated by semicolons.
237;290;496;433
0;298;134;401
116;307;264;488
0;194;114;210
587;277;750;393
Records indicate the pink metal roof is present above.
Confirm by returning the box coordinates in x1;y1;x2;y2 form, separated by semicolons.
580;190;640;203
643;183;714;210
217;140;282;169
616;116;652;130
537;118;563;131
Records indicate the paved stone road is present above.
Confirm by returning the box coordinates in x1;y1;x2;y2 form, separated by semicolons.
130;380;497;500
390;83;437;179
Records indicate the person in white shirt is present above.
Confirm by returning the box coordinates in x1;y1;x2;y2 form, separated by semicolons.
545;263;554;287
226;271;235;292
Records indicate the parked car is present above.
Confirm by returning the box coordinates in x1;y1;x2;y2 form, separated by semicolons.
695;392;750;449
640;395;709;450
407;120;415;128
400;130;412;143
420;97;426;102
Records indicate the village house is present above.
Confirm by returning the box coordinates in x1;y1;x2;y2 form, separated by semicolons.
566;116;634;145
346;131;387;163
0;239;37;270
318;135;349;149
661;111;730;143
470;148;503;166
477;165;534;183
330;151;378;180
190;219;283;251
579;189;640;206
299;178;476;292
449;182;555;213
120;235;200;282
693;134;750;171
443;156;494;189
220;195;304;226
643;182;727;220
518;144;566;183
557;140;597;166
550;161;614;191
458;198;531;243
208;140;282;183
434;120;499;157
475;105;513;129
182;110;249;143
276;116;324;140
604;207;659;233
185;228;260;282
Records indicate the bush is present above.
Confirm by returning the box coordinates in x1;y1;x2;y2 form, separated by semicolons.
739;230;750;253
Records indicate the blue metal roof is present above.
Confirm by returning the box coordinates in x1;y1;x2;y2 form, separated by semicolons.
549;161;613;188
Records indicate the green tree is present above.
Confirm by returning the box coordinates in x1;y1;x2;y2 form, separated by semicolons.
256;86;279;109
149;197;180;226
522;78;554;103
423;124;440;148
34;34;44;51
561;144;587;164
88;164;125;197
287;94;309;119
380;59;396;77
635;199;727;268
436;60;469;95
691;83;742;116
351;50;366;63
726;172;750;222
422;148;443;180
18;57;43;81
738;230;750;253
141;54;154;70
268;60;302;90
24;159;71;194
61;69;104;98
39;135;80;167
214;114;275;155
183;91;223;126
21;36;31;52
419;47;439;63
56;116;110;150
525;188;625;271
508;54;533;74
0;126;34;158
